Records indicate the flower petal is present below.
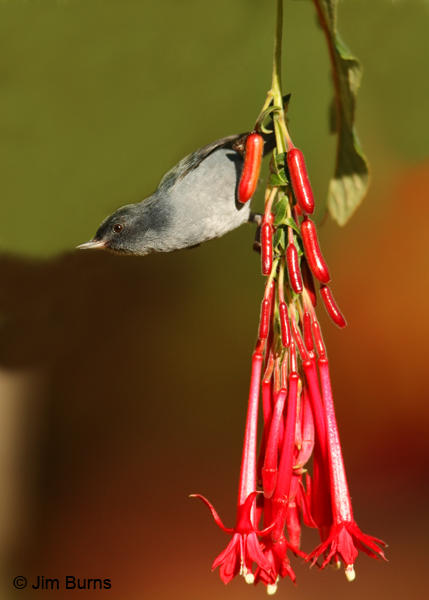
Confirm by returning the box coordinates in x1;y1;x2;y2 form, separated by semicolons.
190;494;234;533
335;526;358;566
218;546;241;585
346;522;387;559
246;532;273;573
212;533;240;573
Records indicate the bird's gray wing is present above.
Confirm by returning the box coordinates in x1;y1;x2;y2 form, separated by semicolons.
157;134;243;192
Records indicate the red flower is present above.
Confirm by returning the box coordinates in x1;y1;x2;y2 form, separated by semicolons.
308;521;387;581
255;533;296;592
307;357;387;578
192;492;274;584
192;352;274;584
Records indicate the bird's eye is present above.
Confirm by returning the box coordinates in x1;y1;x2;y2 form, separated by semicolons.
113;223;123;233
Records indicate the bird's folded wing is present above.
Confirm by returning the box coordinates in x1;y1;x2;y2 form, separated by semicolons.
157;134;242;192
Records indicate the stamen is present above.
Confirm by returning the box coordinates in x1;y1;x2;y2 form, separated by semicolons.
267;582;278;595
345;564;356;582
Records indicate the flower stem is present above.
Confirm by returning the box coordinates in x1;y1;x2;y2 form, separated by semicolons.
271;0;287;155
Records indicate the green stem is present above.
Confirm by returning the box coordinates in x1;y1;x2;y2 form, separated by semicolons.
271;0;286;154
271;0;283;109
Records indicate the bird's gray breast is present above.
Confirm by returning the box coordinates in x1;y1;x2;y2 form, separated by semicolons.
148;148;251;252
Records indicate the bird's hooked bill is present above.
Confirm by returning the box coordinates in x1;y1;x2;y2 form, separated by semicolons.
76;239;107;250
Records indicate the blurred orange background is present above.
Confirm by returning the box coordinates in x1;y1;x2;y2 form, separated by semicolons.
0;1;428;599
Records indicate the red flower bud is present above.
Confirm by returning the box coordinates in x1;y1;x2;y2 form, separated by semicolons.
301;258;317;307
261;222;273;275
319;285;347;328
303;310;314;352
290;339;298;375
300;218;330;284
291;316;309;362
274;356;281;395
262;354;274;424
238;133;264;204
286;242;303;294
258;298;271;339
287;148;315;215
311;319;326;357
279;302;291;347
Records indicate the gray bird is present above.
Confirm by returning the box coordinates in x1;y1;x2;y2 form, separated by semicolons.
77;133;273;255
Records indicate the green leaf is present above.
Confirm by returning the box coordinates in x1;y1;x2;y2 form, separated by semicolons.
284;218;301;236
273;226;286;251
274;151;286;167
269;171;288;187
273;196;288;225
294;233;305;257
314;0;369;226
273;198;301;235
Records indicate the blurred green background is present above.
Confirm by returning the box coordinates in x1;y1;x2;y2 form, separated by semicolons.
0;0;428;599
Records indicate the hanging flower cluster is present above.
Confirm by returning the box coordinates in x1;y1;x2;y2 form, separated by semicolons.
192;108;386;593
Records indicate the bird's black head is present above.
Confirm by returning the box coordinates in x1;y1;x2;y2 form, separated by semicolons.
77;202;153;255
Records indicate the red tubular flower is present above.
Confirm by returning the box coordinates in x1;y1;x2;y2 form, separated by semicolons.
297;474;317;529
319;284;347;328
192;491;275;584
294;385;315;471
238;133;264;204
279;301;291;347
259;298;271;339
285;475;302;549
257;356;275;487
262;354;274;427
303;309;314;352
193;352;276;584
255;531;296;592
239;352;263;504
307;358;387;579
261;221;273;275
262;387;288;498
287;147;315;215
286;242;303;294
256;280;276;354
311;318;326;358
271;367;300;543
302;355;332;529
301;217;331;284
